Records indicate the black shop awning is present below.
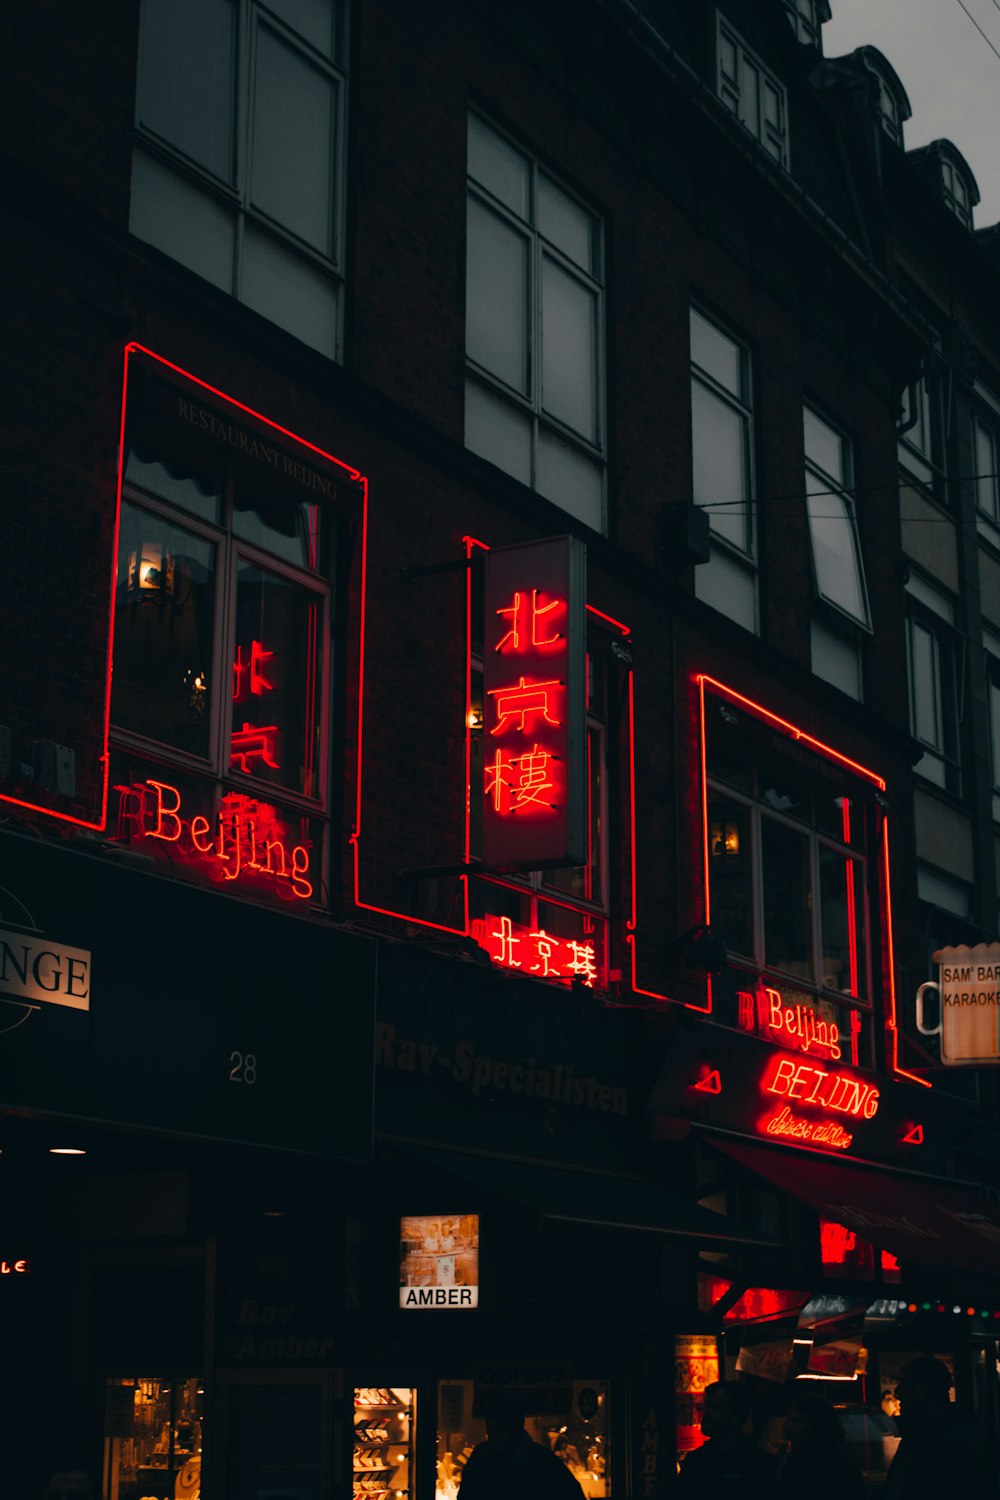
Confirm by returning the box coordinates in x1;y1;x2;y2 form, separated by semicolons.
710;1137;1000;1276
398;1143;780;1249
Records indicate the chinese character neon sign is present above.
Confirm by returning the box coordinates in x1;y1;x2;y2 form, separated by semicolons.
470;914;599;988
114;779;313;900
482;539;586;870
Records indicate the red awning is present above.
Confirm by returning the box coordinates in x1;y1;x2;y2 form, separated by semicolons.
710;1137;1000;1276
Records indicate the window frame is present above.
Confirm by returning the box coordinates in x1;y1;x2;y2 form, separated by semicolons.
783;0;828;49
897;371;946;497
132;0;348;357
464;113;606;531
904;574;962;795
716;16;789;169
803;403;871;633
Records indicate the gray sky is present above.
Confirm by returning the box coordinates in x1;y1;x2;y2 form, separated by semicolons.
824;0;1000;226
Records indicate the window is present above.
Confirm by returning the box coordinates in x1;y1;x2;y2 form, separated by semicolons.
717;17;789;168
702;690;877;1069
941;155;974;229
110;369;339;908
857;50;910;149
898;373;945;494
690;307;757;631
804;407;869;699
783;0;829;49
104;1376;203;1500
985;630;1000;821
132;0;347;357
906;575;961;793
465;115;605;530
972;387;1000;534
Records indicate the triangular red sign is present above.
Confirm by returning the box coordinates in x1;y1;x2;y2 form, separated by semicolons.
693;1069;722;1095
902;1123;924;1145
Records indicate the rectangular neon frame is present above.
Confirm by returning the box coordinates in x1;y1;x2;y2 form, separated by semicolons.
691;675;928;1086
0;342;365;836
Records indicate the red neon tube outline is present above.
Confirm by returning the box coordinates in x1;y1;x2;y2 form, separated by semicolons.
882;817;930;1087
585;603;631;637
842;798;859;999
696;675;886;789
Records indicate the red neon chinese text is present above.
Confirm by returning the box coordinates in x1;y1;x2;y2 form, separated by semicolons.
470;913;599;989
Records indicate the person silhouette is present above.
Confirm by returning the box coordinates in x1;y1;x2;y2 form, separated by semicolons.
674;1381;774;1499
43;1468;92;1500
775;1386;865;1500
882;1354;992;1500
458;1391;584;1500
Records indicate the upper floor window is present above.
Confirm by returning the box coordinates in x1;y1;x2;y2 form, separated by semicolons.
690;307;757;632
898;373;945;494
717;17;789;168
783;0;829;49
465;115;605;532
132;0;347;358
972;385;1000;533
985;630;1000;821
804;407;869;629
941;154;975;229
856;48;911;149
905;574;961;795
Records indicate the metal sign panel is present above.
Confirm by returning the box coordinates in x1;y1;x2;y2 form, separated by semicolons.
482;537;586;870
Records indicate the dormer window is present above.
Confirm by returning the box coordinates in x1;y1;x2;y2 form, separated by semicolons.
854;48;911;150
783;0;829;49
717;16;789;168
941;155;975;229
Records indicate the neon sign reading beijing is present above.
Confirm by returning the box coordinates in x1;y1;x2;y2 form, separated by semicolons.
738;985;845;1061
757;1053;881;1152
114;779;312;900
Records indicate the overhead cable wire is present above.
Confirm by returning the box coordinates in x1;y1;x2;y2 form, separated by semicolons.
954;0;1000;63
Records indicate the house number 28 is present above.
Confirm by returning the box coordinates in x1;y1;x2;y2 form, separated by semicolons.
229;1051;257;1085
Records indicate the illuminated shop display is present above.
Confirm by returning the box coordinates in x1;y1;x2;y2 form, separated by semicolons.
436;1379;609;1500
399;1215;479;1308
674;1334;719;1460
108;357;345;908
695;676;927;1081
102;1375;203;1500
354;1388;415;1500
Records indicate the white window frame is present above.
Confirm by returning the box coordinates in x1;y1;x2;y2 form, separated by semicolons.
132;0;348;358
984;629;1000;822
716;16;789;168
803;405;871;631
690;306;757;632
464;114;606;532
783;0;828;49
972;384;1000;542
905;574;961;794
898;372;946;494
941;156;974;229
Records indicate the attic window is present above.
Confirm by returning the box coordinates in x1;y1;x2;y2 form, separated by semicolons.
941;156;974;229
717;16;789;168
783;0;829;49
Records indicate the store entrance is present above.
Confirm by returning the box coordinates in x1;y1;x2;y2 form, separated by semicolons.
214;1369;338;1499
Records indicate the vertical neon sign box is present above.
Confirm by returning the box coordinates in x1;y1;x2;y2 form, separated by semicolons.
482;537;587;871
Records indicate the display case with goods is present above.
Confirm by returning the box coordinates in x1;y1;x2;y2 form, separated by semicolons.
102;1375;203;1500
353;1388;415;1500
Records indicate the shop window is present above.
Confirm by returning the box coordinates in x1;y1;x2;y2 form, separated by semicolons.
465;114;606;530
716;17;789;168
690;307;757;632
103;1375;203;1500
436;1378;609;1500
467;598;609;989
354;1387;415;1500
132;0;347;357
972;387;1000;542
703;687;878;1067
109;368;340;910
905;574;961;793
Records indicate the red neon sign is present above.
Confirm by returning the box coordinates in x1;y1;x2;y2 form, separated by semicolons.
114;779;313;900
761;1055;880;1120
482;539;586;870
738;985;843;1061
470;914;599;988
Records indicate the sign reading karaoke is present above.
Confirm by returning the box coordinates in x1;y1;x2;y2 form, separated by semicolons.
482;537;587;871
917;943;1000;1066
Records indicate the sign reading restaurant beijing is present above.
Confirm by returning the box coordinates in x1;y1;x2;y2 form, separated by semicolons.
482;538;587;871
917;943;1000;1066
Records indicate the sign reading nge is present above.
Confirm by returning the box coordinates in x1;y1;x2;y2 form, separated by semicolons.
399;1215;479;1309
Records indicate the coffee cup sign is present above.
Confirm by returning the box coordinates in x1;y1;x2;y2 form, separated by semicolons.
916;943;1000;1065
